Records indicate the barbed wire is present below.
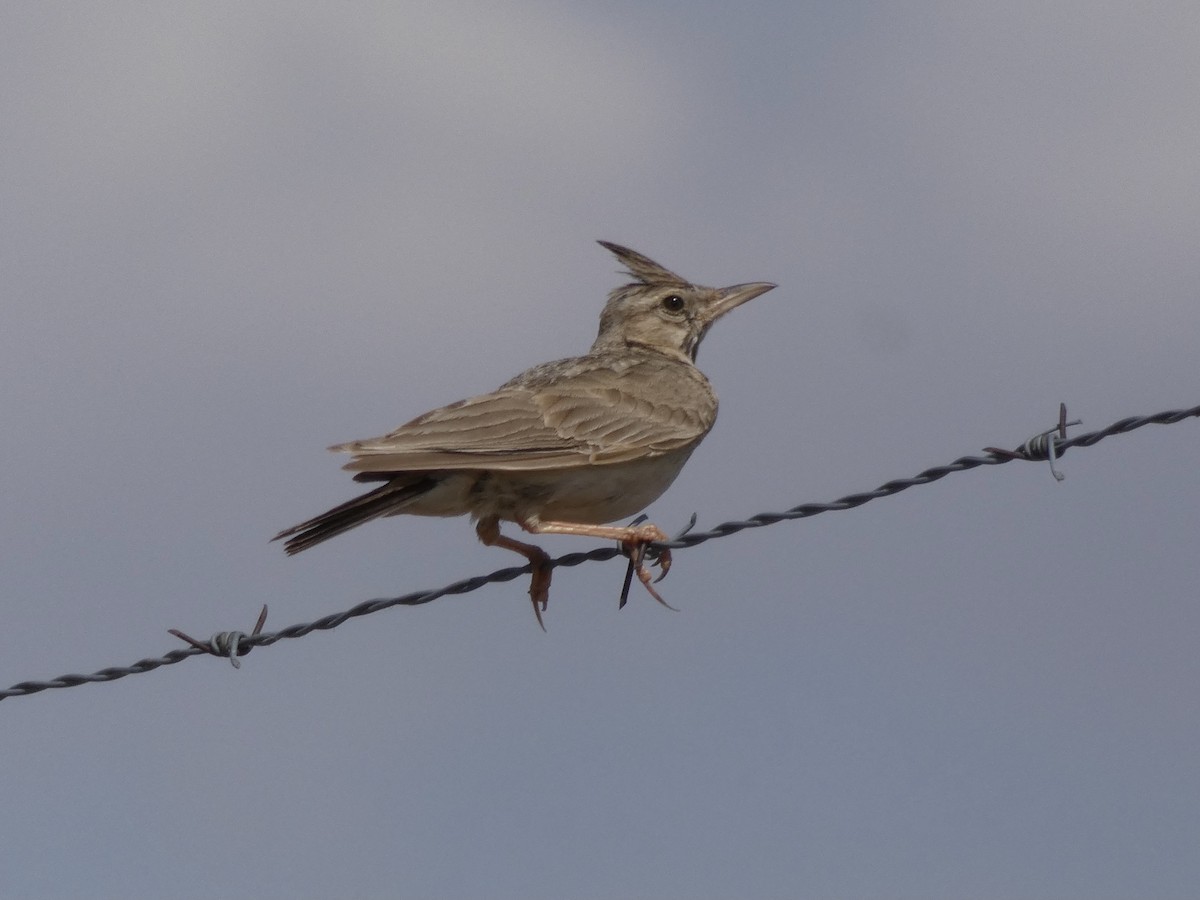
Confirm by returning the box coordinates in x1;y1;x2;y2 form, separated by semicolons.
2;401;1197;702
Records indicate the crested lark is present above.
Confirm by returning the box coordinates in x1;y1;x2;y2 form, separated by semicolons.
274;241;775;627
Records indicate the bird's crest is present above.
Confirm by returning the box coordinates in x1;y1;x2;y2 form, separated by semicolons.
598;241;688;288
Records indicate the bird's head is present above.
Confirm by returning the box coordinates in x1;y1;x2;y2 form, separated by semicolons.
591;241;775;363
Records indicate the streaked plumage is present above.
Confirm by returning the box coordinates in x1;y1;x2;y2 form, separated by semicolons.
274;241;775;627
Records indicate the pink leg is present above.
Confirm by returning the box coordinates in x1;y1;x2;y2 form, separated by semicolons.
520;517;675;610
476;517;551;630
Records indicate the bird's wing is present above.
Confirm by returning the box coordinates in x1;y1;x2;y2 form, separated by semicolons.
336;358;715;474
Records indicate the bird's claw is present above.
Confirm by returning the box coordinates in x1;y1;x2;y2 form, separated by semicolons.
528;560;551;632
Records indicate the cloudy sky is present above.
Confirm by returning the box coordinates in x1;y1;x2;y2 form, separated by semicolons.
3;3;1198;897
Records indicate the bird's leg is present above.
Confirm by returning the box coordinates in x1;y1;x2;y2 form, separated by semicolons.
519;517;676;610
475;517;551;631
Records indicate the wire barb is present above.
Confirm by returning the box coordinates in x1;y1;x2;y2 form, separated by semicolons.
2;401;1198;702
984;403;1082;481
168;605;269;669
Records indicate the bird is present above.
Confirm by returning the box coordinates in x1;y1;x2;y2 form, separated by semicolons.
273;241;775;628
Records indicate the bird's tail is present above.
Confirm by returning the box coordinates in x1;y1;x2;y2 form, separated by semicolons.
272;477;436;555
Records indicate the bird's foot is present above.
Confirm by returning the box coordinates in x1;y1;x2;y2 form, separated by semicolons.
619;523;677;611
477;517;552;631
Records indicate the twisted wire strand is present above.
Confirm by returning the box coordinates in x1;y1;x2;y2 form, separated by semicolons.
3;401;1197;702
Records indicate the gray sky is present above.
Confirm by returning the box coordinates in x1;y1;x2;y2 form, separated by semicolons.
3;3;1198;898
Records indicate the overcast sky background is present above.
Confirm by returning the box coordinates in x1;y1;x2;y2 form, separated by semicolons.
2;3;1198;898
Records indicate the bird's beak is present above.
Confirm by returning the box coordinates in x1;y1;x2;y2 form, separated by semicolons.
704;282;776;323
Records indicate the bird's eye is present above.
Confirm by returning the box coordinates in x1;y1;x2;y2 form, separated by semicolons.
661;295;685;313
